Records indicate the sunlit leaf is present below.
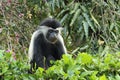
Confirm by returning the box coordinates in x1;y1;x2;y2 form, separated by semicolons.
115;74;120;80
99;75;107;80
78;53;93;64
90;11;100;27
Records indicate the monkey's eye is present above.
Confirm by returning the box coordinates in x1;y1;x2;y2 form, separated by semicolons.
55;30;59;33
48;30;53;33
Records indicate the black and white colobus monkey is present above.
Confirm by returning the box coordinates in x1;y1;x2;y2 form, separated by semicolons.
28;18;67;72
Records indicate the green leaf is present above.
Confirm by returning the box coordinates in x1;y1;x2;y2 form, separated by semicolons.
82;21;89;38
115;74;120;80
57;9;68;17
37;67;44;74
78;53;93;64
80;71;93;77
56;0;60;8
0;50;4;53
51;0;55;12
62;54;72;64
80;5;87;12
110;23;114;31
0;50;4;58
111;32;117;40
2;67;8;74
99;74;107;80
90;12;100;27
90;71;98;80
70;9;81;26
60;14;69;24
83;13;95;32
104;54;112;64
70;3;79;14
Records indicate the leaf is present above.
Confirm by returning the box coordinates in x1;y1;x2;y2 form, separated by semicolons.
90;71;98;80
37;67;44;74
51;0;55;12
101;46;110;56
56;0;60;8
83;13;95;32
78;53;93;64
61;0;65;7
70;3;79;14
111;32;117;40
90;11;100;27
0;50;4;58
82;21;89;38
70;9;81;26
62;54;72;64
80;71;93;77
2;67;8;74
80;45;89;51
110;23;114;31
71;47;79;54
80;5;87;12
60;14;69;24
99;74;107;80
57;9;69;17
104;54;112;64
115;74;120;80
0;50;4;53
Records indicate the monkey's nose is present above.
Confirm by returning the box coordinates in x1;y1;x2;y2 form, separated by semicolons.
51;33;57;38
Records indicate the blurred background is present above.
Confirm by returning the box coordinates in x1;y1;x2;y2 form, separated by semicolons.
0;0;120;59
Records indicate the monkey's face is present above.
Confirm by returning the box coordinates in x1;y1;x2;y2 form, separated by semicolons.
46;29;59;43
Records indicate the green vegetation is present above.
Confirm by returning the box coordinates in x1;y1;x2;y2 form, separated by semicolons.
0;50;120;80
0;0;120;80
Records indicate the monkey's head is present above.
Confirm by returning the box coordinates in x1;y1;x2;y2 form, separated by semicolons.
39;18;63;44
46;28;61;43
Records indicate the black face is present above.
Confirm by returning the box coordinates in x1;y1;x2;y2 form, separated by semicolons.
46;29;59;43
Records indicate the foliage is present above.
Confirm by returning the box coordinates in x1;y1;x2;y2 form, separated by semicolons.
0;0;49;57
0;50;120;80
51;0;120;53
0;50;30;80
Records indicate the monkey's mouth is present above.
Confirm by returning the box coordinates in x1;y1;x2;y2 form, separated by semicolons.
47;36;58;44
49;37;58;43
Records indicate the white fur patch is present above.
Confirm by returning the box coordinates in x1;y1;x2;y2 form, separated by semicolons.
28;26;49;61
58;34;67;54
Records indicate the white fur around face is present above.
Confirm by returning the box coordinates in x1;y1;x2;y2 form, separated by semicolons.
57;34;67;54
56;27;67;54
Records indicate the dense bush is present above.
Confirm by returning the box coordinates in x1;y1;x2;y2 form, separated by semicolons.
0;50;29;80
0;50;120;80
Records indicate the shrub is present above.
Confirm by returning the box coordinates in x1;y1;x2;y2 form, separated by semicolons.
0;50;120;80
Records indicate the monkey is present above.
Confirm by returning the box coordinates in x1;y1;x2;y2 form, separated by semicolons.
28;18;67;73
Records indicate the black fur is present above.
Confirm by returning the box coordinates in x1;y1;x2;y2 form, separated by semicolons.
39;18;61;29
28;18;67;73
